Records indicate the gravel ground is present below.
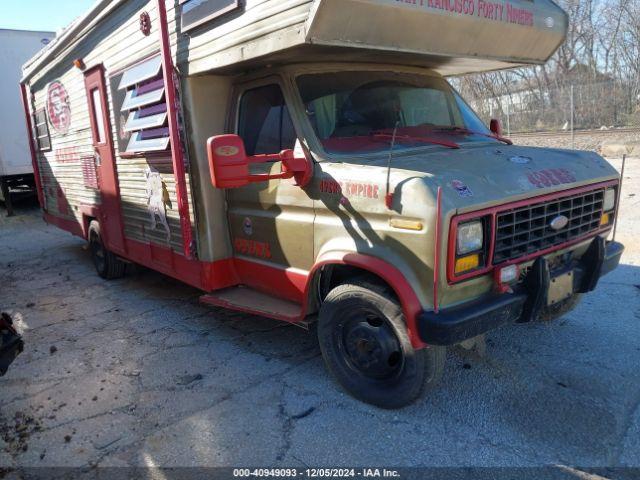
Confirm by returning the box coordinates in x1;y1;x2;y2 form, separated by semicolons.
0;157;639;470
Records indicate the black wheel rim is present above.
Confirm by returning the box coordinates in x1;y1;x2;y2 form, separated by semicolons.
339;309;404;380
90;234;106;273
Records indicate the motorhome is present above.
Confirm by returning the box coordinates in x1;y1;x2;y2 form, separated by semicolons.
21;0;623;408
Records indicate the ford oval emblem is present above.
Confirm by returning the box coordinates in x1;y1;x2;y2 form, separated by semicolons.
549;215;569;231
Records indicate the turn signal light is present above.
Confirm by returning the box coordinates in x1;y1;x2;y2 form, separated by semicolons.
455;254;480;274
600;212;610;226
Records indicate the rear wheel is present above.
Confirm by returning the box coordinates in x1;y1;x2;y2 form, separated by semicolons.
317;282;445;409
88;220;125;280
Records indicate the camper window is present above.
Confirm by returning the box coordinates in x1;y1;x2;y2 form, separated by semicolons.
238;84;296;156
90;89;107;144
33;109;51;152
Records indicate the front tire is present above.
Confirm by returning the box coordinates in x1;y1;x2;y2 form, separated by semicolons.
88;220;125;280
317;282;445;409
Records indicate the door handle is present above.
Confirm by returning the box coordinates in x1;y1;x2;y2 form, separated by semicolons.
94;151;102;167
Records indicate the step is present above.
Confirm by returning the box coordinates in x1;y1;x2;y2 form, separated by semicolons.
200;286;303;322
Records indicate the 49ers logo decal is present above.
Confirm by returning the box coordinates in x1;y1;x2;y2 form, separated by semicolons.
46;81;71;134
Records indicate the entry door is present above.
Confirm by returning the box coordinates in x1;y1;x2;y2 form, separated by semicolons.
84;66;126;255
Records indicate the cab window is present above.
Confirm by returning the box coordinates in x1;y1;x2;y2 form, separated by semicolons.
237;84;296;156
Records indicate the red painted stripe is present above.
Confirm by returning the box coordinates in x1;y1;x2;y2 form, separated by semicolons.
43;212;84;237
234;258;307;304
156;0;194;259
433;187;442;314
308;253;427;349
42;212;238;291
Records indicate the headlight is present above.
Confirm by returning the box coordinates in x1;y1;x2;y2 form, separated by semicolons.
457;221;483;255
603;188;616;211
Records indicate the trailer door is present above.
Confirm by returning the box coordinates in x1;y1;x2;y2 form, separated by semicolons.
84;66;126;255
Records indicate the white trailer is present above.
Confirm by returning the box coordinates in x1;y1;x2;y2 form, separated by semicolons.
0;29;54;215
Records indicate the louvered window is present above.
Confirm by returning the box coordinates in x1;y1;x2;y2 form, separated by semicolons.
115;56;170;154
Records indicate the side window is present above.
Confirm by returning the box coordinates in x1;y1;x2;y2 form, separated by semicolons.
454;92;491;134
238;84;296;156
33;109;51;151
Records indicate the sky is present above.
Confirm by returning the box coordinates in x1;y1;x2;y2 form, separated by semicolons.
0;0;96;33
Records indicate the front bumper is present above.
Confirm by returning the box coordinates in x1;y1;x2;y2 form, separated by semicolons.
418;238;624;346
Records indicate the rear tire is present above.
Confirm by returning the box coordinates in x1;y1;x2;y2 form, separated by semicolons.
88;220;125;280
317;282;445;409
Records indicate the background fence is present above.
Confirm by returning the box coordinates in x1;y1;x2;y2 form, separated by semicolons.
453;79;640;153
461;80;640;137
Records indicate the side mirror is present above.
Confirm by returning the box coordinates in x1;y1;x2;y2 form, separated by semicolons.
207;134;312;189
207;134;251;189
489;118;502;137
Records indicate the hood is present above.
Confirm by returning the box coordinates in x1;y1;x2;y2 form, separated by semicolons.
386;143;618;211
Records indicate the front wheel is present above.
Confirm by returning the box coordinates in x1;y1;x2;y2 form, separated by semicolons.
317;282;445;409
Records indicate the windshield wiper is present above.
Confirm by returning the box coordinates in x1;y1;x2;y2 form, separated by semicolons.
434;126;513;145
372;133;460;149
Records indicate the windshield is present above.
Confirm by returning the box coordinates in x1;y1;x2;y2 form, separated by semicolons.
296;71;494;155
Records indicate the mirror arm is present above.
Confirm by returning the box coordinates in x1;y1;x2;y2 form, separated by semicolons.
247;172;294;183
247;154;282;164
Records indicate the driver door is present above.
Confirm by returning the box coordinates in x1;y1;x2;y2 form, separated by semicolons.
226;79;314;300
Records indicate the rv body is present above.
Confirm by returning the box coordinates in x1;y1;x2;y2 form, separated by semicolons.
20;0;623;407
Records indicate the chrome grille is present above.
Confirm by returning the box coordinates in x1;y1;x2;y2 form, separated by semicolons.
493;189;605;264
